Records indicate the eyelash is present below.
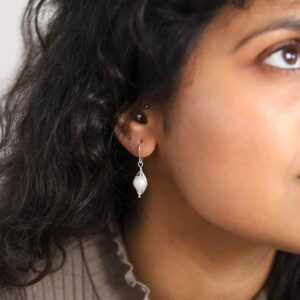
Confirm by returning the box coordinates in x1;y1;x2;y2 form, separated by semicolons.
260;39;300;74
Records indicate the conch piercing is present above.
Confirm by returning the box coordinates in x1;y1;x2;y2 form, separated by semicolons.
133;140;148;198
135;103;150;123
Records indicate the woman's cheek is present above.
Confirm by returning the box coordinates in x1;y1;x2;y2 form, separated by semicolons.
166;88;289;240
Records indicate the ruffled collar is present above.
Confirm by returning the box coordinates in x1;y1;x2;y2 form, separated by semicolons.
79;216;151;300
107;216;151;299
80;216;268;300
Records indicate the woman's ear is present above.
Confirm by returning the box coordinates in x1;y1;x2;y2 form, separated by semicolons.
113;103;157;158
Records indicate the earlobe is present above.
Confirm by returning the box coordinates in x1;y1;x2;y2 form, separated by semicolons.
113;103;156;159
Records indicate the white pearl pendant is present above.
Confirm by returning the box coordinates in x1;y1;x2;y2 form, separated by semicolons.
133;168;148;198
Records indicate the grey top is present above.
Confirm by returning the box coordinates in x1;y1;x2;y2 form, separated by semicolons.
0;217;268;299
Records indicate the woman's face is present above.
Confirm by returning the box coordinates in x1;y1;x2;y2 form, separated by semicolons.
153;0;300;253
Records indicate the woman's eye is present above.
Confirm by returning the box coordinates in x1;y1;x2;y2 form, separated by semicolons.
262;46;300;70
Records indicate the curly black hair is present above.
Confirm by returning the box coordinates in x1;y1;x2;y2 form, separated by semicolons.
0;0;299;299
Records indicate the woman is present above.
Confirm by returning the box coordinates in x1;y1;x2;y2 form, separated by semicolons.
0;0;300;299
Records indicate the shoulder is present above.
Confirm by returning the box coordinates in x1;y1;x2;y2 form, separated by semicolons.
0;219;150;300
0;231;105;300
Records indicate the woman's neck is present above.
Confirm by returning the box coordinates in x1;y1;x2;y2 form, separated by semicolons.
121;191;276;300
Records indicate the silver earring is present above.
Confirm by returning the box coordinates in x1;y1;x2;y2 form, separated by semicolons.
133;140;148;198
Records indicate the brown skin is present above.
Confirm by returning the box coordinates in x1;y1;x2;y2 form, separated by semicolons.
113;1;300;299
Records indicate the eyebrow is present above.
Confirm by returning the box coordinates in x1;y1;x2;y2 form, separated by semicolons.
232;17;300;53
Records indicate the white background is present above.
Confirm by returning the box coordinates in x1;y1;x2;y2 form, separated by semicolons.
0;1;28;95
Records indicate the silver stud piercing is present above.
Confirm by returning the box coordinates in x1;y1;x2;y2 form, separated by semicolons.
136;113;143;122
133;140;148;198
